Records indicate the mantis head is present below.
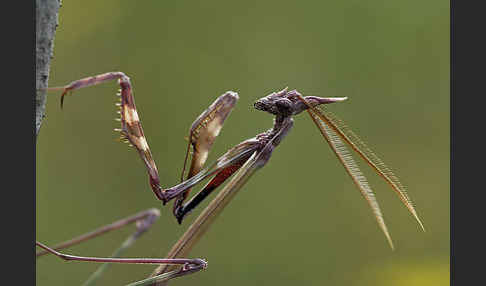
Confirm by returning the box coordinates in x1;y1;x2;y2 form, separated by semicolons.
254;87;347;117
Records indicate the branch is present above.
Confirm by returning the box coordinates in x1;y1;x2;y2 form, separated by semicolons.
36;0;61;138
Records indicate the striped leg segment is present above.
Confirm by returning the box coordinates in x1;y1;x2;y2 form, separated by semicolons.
48;73;240;209
173;92;239;216
49;72;165;201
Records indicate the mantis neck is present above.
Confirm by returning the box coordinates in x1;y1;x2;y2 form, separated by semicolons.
258;115;294;150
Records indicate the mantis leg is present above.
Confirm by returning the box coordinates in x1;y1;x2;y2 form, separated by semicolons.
36;208;206;285
172;92;239;214
47;72;165;201
36;208;159;257
46;73;239;208
174;159;248;224
36;241;206;285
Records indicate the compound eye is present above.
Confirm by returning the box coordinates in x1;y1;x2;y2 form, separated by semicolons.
275;98;293;116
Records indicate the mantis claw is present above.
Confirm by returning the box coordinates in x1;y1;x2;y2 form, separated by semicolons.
182;259;208;272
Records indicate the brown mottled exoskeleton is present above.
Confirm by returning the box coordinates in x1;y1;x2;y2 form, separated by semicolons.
38;72;424;285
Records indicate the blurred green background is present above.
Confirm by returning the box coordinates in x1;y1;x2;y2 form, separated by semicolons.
36;1;449;285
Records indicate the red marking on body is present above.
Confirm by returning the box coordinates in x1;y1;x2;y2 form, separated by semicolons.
204;161;244;192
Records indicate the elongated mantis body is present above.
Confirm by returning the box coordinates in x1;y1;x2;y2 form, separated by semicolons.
38;72;424;285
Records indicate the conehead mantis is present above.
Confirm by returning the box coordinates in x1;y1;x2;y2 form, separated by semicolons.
38;72;424;285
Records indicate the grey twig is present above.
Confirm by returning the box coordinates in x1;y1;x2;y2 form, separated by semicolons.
36;0;61;138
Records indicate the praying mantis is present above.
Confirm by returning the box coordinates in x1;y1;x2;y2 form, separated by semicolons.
37;72;425;285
